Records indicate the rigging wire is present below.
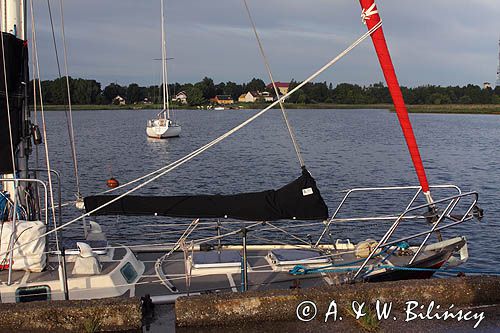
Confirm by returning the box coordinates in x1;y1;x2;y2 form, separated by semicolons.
46;0;81;199
30;0;61;256
29;9;42;220
58;0;81;199
0;20;383;260
242;0;305;168
0;12;21;284
96;21;382;199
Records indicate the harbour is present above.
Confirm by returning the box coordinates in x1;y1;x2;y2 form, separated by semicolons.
38;108;500;331
1;0;499;331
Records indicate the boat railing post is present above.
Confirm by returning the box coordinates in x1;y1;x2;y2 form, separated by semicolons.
409;198;457;265
240;227;248;292
216;219;221;254
61;247;69;300
31;169;64;247
56;172;63;242
7;181;19;286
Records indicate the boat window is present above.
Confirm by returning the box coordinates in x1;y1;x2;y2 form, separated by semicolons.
120;262;138;284
15;285;51;303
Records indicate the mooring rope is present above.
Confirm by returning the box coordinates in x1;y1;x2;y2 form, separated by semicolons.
377;265;500;276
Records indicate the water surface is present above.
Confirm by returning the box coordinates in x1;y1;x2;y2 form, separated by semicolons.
38;108;499;272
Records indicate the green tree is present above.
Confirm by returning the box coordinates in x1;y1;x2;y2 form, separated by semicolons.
224;81;244;100
458;95;472;104
126;83;144;104
186;86;206;106
194;77;216;100
103;83;126;104
245;78;266;92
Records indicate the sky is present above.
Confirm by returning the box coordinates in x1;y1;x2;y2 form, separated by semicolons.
29;0;500;87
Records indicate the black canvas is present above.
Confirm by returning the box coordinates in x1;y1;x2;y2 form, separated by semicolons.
85;167;329;221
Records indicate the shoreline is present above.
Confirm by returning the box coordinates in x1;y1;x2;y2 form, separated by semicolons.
36;103;500;114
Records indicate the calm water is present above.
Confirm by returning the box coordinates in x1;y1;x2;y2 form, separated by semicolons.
37;108;499;273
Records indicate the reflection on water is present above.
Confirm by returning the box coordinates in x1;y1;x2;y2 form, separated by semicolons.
38;108;500;272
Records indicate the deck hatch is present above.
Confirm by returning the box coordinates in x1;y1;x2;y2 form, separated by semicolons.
191;250;242;269
268;249;330;266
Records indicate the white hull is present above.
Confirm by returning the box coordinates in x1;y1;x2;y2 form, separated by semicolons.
146;120;181;138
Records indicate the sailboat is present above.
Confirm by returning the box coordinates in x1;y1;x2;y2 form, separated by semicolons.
0;0;481;305
146;0;181;139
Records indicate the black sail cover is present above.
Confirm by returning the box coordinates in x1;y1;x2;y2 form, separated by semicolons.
84;168;329;221
0;33;27;174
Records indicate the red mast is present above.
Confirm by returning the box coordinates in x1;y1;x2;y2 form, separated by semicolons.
358;0;431;199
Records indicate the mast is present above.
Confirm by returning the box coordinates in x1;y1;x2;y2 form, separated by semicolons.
1;0;29;197
496;36;500;88
1;0;26;38
160;0;170;120
358;0;432;203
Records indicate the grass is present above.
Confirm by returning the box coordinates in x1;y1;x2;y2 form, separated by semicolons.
35;103;500;114
405;104;500;114
83;316;102;333
345;302;380;332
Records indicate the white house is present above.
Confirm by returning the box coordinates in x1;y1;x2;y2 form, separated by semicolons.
172;91;188;104
238;91;275;103
112;95;126;105
238;91;258;103
260;91;275;102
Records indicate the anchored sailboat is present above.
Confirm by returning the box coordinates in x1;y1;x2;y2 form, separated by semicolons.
0;0;482;304
146;0;181;139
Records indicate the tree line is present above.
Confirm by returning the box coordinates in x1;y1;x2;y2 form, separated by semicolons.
29;76;500;106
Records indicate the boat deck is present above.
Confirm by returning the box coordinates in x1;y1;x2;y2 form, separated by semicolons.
133;246;439;297
0;237;464;303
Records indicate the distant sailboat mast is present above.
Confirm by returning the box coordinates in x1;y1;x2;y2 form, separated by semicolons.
160;0;170;121
146;0;180;138
359;0;432;203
